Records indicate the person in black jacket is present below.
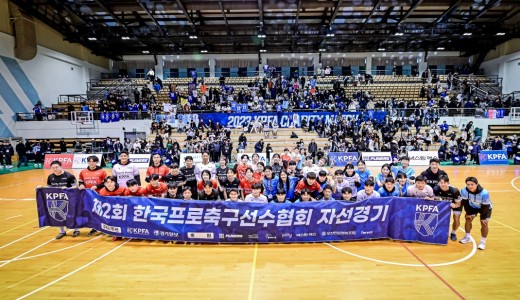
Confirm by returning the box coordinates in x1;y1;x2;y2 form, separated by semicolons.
16;140;28;168
420;158;448;188
490;136;503;150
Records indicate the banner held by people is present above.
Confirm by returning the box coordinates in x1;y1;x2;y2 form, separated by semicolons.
35;188;451;245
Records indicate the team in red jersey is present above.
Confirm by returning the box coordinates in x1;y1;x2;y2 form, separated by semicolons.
294;172;323;200
144;174;168;197
124;179;147;196
78;155;107;191
98;176;127;196
145;154;169;182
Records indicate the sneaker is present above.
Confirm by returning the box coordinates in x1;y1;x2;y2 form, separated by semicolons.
450;233;457;241
55;232;66;239
478;242;486;250
72;230;80;237
87;229;98;236
112;236;121;241
460;237;471;244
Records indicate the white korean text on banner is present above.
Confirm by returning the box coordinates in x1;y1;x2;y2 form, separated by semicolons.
407;151;439;166
36;188;451;245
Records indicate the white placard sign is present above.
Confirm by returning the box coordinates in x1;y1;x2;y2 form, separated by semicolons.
72;154;104;169
407;151;439;166
360;152;392;167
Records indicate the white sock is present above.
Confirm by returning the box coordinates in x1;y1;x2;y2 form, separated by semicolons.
465;233;470;239
481;237;487;243
451;230;456;234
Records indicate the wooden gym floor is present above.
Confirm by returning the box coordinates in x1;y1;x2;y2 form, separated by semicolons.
0;165;519;299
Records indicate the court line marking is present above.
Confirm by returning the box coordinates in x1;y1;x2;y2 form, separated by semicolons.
0;235;103;263
324;228;477;267
16;239;131;300
491;219;520;233
248;243;258;300
0;226;49;250
0;220;37;235
0;237;56;268
400;242;465;300
0;198;35;201
511;176;520;192
7;245;97;290
0;178;41;190
5;214;23;219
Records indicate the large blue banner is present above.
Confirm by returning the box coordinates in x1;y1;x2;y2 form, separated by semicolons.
479;150;509;165
328;152;359;167
36;189;450;245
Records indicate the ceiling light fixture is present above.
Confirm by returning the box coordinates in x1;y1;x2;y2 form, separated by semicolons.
437;47;445;50
463;32;472;36
260;49;267;52
88;37;97;41
201;49;208;53
189;35;198;39
394;32;403;36
496;32;506;36
121;36;130;40
319;48;326;52
378;48;386;51
142;50;150;54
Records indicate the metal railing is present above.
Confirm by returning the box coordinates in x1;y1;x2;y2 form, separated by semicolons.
57;94;88;103
86;78;140;102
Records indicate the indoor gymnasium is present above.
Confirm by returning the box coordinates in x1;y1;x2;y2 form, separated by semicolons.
0;0;520;299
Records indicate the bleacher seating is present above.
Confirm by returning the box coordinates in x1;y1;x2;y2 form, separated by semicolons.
487;125;520;137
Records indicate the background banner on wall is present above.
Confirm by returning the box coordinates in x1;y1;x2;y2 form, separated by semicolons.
43;154;74;168
328;152;359;167
72;154;104;169
407;151;439;166
234;153;268;164
35;188;450;245
360;152;392;167
179;153;203;168
128;154;152;168
479;150;509;165
157;111;387;129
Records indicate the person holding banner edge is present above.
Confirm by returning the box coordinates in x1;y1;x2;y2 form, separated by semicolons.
78;155;108;236
36;160;79;239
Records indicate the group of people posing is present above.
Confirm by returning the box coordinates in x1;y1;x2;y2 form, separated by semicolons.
40;151;492;250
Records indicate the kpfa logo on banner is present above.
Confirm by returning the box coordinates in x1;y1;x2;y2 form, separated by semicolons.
46;192;69;222
414;204;439;236
479;150;508;165
328;152;359;167
72;154;103;169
